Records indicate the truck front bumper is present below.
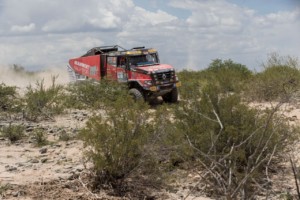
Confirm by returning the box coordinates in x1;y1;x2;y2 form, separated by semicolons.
149;81;181;92
145;81;181;98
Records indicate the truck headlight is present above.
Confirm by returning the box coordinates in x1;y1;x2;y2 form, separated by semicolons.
150;86;158;91
144;80;153;86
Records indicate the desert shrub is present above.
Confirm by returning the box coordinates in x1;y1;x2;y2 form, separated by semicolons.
80;95;154;186
204;59;253;93
174;82;298;199
58;130;73;141
0;183;11;197
177;59;252;100
249;65;300;102
247;54;300;102
79;100;183;199
65;81;102;109
32;129;49;147
0;83;22;113
0;124;25;142
146;104;192;171
177;70;203;101
65;79;128;109
24;77;65;121
177;69;206;85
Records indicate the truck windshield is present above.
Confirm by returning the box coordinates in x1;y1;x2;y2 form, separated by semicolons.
128;53;159;67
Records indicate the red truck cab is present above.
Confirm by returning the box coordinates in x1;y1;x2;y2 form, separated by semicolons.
68;45;181;102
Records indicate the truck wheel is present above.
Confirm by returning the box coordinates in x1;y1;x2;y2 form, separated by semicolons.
162;87;178;103
129;88;144;101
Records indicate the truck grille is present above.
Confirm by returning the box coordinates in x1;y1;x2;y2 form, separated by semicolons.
153;71;174;84
156;72;172;81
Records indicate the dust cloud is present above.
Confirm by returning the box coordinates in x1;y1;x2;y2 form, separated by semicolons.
0;65;70;91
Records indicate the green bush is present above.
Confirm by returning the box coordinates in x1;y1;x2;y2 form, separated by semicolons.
0;183;11;197
80;92;187;197
24;77;65;121
0;83;21;113
58;130;73;141
247;54;300;102
32;129;49;147
177;70;203;101
177;59;252;101
80;95;152;184
146;104;191;170
174;82;297;199
204;59;253;93
0;124;25;143
248;65;300;102
65;79;128;110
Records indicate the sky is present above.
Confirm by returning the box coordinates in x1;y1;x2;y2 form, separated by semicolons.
0;0;299;72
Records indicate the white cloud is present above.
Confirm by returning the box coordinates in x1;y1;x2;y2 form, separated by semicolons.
0;34;104;70
0;0;299;71
87;11;121;29
10;23;35;33
42;19;78;32
254;8;300;27
166;0;300;69
0;0;135;34
133;7;177;26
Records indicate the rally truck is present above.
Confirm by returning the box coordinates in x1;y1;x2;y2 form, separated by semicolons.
67;45;181;102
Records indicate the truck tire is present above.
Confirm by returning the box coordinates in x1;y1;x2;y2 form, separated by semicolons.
129;88;144;101
162;87;178;103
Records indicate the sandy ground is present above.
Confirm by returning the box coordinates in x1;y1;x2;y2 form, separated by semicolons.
0;110;213;200
0;111;88;185
0;140;85;185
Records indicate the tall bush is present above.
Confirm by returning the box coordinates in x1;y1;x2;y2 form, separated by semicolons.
204;59;253;93
24;77;65;121
79;92;153;185
177;59;252;101
0;124;25;143
81;116;145;181
65;79;128;109
247;54;300;102
175;82;298;199
0;83;21;113
177;70;203;101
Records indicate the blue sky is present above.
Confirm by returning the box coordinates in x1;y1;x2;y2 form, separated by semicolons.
134;0;300;16
230;0;299;13
0;0;299;72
